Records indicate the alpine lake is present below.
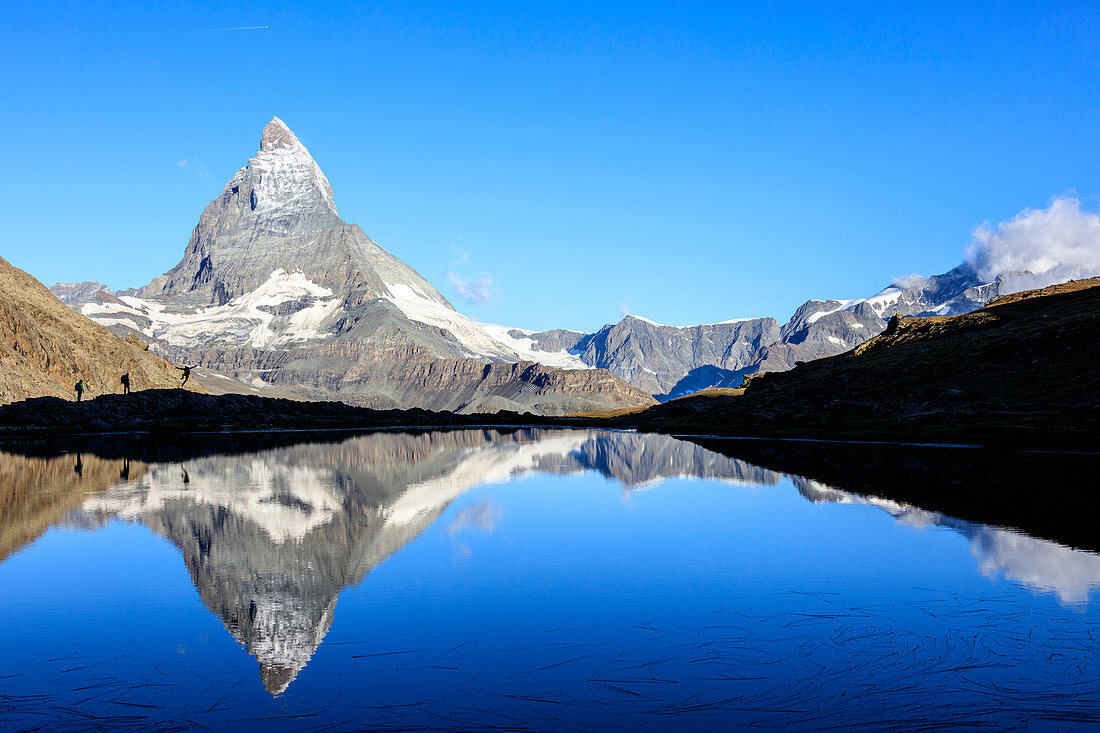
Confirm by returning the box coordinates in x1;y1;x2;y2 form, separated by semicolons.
1;428;1098;732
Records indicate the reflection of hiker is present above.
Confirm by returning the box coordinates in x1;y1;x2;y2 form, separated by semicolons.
178;365;194;386
120;458;130;481
182;469;190;484
74;454;83;477
120;372;131;395
74;379;85;402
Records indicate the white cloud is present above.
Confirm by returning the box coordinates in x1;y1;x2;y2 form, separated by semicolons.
176;159;188;168
446;272;497;305
966;196;1100;293
618;298;631;317
892;273;928;289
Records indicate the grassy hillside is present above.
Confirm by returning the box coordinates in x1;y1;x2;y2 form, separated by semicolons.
0;256;206;404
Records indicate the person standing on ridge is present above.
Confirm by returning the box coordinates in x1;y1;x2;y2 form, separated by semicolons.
121;372;131;395
74;379;85;402
178;364;194;386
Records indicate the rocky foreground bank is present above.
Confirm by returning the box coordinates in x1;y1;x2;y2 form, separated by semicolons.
0;389;571;436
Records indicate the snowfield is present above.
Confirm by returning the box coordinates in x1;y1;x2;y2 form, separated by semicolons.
81;269;342;349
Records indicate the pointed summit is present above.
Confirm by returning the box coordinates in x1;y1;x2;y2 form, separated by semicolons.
260;116;301;152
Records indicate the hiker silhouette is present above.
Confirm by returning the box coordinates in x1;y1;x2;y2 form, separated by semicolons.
178;365;194;386
74;380;85;402
121;372;131;395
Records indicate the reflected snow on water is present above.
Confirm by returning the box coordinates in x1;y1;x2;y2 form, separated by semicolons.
1;429;1098;730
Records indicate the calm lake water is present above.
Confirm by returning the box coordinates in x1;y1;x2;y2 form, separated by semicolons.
1;429;1099;731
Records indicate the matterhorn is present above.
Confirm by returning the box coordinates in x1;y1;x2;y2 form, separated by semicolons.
72;118;653;414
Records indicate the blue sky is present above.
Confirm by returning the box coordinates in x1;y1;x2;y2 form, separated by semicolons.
2;1;1099;331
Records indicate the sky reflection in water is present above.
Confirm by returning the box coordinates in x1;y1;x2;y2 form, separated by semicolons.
1;429;1098;731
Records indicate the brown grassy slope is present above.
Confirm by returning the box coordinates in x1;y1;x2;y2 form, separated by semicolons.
0;256;206;404
622;277;1100;447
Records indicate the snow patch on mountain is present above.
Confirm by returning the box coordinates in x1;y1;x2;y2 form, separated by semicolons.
382;433;590;526
243;116;337;220
81;269;341;348
805;288;903;324
623;314;760;329
477;323;590;369
381;281;522;360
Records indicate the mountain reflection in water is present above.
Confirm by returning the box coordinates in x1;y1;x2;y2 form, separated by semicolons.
3;428;1099;697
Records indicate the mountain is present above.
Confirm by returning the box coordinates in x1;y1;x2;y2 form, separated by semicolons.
58;118;652;415
517;264;1005;399
0;255;205;404
50;281;113;305
49;116;1032;405
619;277;1100;447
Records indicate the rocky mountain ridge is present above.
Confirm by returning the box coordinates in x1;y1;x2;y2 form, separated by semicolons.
619;277;1100;448
51;118;651;415
519;264;1005;398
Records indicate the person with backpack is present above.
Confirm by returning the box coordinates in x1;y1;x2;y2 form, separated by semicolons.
74;379;85;402
121;372;131;394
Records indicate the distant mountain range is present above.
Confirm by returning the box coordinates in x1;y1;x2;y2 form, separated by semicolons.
51;116;1064;407
621;277;1100;448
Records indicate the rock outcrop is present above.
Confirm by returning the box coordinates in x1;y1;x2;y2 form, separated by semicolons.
0;256;204;404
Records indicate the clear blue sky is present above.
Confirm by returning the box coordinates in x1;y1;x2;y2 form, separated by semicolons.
3;1;1098;331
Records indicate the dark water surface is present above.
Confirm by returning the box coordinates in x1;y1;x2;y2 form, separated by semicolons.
1;429;1099;731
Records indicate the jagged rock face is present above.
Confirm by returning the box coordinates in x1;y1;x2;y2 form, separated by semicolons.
565;317;781;398
0;256;205;404
173;343;654;414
